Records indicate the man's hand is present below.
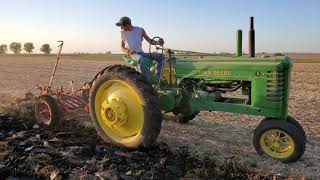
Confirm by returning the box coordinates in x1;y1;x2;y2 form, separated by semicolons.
121;40;135;56
142;29;164;46
128;49;135;56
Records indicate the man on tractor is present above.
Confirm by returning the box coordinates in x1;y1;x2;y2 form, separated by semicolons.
116;16;165;82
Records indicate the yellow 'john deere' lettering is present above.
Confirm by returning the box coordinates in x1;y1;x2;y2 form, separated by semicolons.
197;69;232;76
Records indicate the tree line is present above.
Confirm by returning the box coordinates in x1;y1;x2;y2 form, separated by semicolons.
0;42;52;55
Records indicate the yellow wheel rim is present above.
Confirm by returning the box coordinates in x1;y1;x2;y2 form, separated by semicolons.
260;129;295;159
95;80;144;144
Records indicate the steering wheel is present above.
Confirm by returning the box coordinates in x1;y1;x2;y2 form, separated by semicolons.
149;36;164;60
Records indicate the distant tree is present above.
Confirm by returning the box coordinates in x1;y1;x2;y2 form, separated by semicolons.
274;52;283;56
105;51;111;54
40;44;52;54
9;42;22;54
0;44;8;54
23;42;35;54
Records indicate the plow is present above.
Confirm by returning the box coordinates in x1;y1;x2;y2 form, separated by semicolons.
35;41;90;126
34;17;306;163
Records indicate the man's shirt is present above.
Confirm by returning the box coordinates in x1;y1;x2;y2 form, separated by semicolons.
121;26;144;53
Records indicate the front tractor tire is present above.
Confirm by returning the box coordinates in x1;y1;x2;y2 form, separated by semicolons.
261;116;306;141
253;119;306;163
89;65;162;148
286;116;306;141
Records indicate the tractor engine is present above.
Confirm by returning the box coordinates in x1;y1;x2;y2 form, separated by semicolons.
159;55;291;120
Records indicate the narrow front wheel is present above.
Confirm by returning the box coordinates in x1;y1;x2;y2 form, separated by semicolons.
253;119;305;163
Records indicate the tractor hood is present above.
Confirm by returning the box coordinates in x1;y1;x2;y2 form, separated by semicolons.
174;56;292;80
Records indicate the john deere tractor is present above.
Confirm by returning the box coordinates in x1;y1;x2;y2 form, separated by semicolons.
88;20;306;163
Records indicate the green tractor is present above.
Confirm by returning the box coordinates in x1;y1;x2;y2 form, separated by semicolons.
88;30;306;163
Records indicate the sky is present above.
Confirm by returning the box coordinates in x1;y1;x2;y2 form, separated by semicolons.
0;0;319;54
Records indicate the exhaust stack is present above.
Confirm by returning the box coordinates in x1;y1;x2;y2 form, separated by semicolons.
249;17;255;57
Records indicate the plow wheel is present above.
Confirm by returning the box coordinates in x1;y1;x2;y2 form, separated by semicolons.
34;95;62;128
89;65;162;148
253;119;305;163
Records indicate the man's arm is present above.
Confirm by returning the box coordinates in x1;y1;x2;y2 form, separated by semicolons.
142;29;164;45
121;40;135;55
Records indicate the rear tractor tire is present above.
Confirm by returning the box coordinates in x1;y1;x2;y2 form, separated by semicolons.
89;65;162;148
34;95;62;128
253;119;306;163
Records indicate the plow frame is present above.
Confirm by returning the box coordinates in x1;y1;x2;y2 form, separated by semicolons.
36;41;90;119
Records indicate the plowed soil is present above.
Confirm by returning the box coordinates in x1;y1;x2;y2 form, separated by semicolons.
0;55;319;179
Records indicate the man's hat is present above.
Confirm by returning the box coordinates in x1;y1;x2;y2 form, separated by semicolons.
116;16;131;26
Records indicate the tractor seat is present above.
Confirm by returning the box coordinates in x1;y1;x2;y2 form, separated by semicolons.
122;55;156;68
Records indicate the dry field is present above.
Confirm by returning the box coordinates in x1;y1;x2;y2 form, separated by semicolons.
0;55;320;178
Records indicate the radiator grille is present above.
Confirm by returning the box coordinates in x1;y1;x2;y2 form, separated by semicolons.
266;71;284;102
